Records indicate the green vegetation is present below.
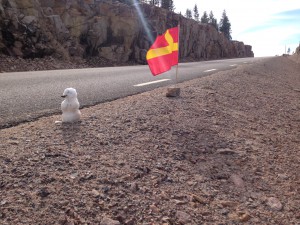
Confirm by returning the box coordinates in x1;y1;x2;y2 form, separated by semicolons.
209;11;218;31
185;9;193;19
193;4;199;22
200;11;209;23
116;1;233;40
148;0;160;6
160;0;175;11
219;10;232;40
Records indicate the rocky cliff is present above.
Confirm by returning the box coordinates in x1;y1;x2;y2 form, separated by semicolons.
295;45;300;55
0;0;254;66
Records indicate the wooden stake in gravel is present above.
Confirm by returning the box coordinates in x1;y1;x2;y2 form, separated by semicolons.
166;23;181;98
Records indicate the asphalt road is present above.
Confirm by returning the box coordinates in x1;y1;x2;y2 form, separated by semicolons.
0;57;269;128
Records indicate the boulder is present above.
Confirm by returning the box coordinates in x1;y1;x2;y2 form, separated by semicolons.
21;15;37;25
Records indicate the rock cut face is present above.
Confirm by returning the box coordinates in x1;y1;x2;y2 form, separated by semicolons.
0;0;254;63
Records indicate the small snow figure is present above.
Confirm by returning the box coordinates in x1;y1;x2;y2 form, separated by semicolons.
61;88;81;123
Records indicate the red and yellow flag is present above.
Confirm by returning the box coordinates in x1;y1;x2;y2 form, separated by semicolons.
146;27;179;76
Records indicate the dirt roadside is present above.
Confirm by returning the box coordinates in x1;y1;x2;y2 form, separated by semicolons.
0;56;299;224
0;55;135;73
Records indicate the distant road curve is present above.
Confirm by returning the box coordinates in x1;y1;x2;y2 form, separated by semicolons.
0;57;270;128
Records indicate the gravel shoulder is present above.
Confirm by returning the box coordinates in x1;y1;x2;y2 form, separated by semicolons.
0;56;299;224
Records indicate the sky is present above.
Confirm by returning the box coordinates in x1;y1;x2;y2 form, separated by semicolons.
173;0;300;57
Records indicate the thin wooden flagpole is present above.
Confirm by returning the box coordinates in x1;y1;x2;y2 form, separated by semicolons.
166;22;181;97
175;22;180;85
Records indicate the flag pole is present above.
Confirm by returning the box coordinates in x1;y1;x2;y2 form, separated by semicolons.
166;21;181;97
175;22;180;85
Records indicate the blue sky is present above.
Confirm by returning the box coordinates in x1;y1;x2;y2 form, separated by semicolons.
173;0;300;56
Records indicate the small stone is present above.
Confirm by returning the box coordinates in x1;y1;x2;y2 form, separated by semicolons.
220;208;229;215
175;211;191;224
228;212;239;221
0;200;7;206
218;200;238;207
187;181;197;186
150;204;160;213
229;174;245;189
166;87;180;97
159;191;168;200
189;201;198;208
117;161;125;166
130;182;138;192
229;212;251;222
216;148;236;154
100;217;121;225
194;174;205;182
121;174;131;181
191;194;208;204
91;189;100;197
102;186;110;193
9;140;19;145
140;186;150;193
277;173;289;180
239;213;251;222
174;199;187;205
124;218;135;225
162;216;171;223
37;188;50;198
267;197;283;211
98;200;106;209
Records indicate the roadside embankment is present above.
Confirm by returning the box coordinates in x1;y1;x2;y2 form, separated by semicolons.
0;56;299;224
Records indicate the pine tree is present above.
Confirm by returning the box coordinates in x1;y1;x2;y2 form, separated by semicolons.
185;9;192;19
208;11;218;31
161;0;175;11
160;0;167;9
170;0;175;11
200;11;209;23
219;10;232;40
193;4;199;22
148;0;159;6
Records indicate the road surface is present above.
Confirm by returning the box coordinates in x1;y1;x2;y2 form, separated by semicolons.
0;57;269;128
